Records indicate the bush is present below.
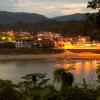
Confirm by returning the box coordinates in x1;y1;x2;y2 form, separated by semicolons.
0;42;15;49
0;79;20;100
41;39;55;48
60;86;97;100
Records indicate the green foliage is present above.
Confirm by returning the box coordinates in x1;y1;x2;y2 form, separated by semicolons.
97;96;100;100
60;86;97;100
20;73;49;89
0;71;100;100
0;19;100;40
33;85;60;100
0;79;20;100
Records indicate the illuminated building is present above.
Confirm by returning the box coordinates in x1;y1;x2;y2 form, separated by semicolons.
0;31;15;41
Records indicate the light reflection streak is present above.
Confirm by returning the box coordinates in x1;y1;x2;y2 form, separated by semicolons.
54;60;99;83
74;62;81;75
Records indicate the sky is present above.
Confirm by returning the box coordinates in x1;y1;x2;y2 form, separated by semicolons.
0;0;97;17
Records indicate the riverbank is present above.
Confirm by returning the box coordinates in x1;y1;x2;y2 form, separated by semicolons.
0;51;100;60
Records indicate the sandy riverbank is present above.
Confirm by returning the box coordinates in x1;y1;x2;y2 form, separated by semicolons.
0;51;100;60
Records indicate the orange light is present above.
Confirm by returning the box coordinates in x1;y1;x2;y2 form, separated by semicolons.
38;38;42;41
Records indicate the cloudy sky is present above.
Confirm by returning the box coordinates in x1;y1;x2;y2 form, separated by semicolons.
0;0;97;17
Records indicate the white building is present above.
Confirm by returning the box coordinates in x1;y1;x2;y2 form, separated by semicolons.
15;40;24;48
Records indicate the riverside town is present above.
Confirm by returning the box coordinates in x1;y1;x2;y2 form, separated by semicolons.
0;0;100;100
0;31;100;49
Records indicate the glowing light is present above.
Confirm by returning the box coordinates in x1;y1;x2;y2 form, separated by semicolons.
64;43;73;49
84;43;91;47
75;62;81;75
6;31;14;36
0;31;15;41
38;38;42;41
8;37;12;41
2;37;6;40
85;61;91;77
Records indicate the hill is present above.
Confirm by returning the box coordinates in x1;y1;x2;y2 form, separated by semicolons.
0;11;86;24
51;13;85;21
0;11;48;24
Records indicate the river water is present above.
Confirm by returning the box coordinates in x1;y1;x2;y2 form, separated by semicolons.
0;59;100;84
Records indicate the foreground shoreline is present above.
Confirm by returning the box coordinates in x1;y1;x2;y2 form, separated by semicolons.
0;52;100;60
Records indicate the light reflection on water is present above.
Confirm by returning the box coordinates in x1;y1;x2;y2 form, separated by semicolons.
53;59;99;84
0;59;99;84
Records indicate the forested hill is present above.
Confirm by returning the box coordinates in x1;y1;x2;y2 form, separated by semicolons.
0;11;99;40
0;11;48;24
0;11;85;24
51;13;85;21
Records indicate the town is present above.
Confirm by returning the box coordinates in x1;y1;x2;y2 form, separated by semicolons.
0;31;100;50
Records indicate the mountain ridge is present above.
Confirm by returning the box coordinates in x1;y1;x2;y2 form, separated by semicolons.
51;13;85;21
0;11;85;24
0;11;48;24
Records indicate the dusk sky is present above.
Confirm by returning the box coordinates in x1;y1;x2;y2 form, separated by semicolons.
0;0;97;17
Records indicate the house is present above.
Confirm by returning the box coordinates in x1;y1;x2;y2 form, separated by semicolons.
15;39;24;48
15;39;37;48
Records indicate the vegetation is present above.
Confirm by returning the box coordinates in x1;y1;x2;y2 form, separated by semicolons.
41;39;55;48
88;0;100;10
96;65;100;81
0;47;64;55
0;1;99;41
53;67;74;88
0;0;100;100
0;79;20;100
0;40;64;55
0;15;99;40
86;0;100;40
0;67;100;100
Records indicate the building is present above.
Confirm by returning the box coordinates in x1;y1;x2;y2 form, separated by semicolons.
15;39;37;48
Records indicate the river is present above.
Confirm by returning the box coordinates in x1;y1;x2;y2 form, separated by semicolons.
0;59;100;84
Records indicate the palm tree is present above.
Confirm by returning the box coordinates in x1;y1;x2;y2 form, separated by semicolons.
53;66;74;87
21;73;50;88
96;65;100;81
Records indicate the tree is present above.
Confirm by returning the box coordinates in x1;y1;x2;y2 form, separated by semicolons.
96;65;100;81
53;67;74;87
19;73;50;100
87;0;100;40
20;73;49;89
0;79;20;100
41;39;55;48
1;42;16;49
88;0;100;10
60;86;97;100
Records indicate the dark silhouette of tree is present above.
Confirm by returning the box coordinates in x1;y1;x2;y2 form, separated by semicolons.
21;73;49;88
96;65;100;81
0;79;20;100
41;39;55;48
88;0;100;10
53;67;74;87
87;0;100;40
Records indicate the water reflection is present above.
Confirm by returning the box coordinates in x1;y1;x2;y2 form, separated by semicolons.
0;59;99;84
54;60;99;84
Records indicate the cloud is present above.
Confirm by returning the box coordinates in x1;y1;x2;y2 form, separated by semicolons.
0;0;97;17
0;0;18;11
61;2;93;15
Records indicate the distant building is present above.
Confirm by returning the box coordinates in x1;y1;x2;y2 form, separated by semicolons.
15;39;38;48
